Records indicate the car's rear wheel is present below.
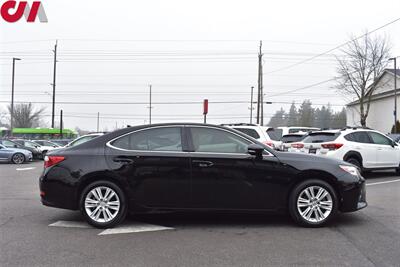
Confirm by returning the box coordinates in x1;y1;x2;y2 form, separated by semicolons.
11;153;25;164
80;181;127;228
289;179;338;227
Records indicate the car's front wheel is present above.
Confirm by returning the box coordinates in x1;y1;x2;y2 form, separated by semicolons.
80;181;127;228
289;179;338;227
11;153;25;164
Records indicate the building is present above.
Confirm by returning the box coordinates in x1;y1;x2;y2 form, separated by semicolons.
346;69;400;133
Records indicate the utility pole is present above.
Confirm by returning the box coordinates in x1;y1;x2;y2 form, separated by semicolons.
10;57;21;136
249;86;254;124
149;85;152;124
256;41;263;125
97;112;100;132
51;40;58;128
60;109;63;138
389;57;398;132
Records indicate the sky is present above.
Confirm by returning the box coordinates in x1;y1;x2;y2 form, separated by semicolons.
0;0;399;131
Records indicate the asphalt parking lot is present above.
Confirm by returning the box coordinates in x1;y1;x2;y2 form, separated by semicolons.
1;161;400;267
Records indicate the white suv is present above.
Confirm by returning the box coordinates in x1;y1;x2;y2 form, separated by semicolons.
289;127;400;173
222;124;277;149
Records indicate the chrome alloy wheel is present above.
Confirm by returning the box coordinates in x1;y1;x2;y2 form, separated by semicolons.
297;186;333;223
84;186;120;223
12;153;25;164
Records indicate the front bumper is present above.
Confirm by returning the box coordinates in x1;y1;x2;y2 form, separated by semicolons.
340;179;367;212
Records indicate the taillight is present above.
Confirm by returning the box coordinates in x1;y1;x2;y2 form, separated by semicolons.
321;143;343;150
44;155;65;168
291;143;304;149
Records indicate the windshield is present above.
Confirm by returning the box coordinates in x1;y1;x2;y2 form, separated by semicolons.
302;132;339;143
266;129;283;141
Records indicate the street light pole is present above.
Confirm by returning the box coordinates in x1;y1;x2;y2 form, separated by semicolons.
10;57;21;136
250;86;254;124
389;57;398;132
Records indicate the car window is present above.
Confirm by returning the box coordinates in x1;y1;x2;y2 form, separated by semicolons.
351;132;372;144
267;128;283;141
281;135;305;143
2;140;17;147
25;141;39;148
369;132;392;146
302;132;339;143
190;127;250;153
112;127;182;151
232;128;260;139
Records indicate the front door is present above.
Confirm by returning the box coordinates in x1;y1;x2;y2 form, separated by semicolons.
187;126;283;210
368;132;400;168
105;126;191;208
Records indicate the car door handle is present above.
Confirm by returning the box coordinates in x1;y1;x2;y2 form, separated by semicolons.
113;157;134;164
193;160;214;168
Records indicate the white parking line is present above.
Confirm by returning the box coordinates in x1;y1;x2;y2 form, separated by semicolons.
98;223;173;235
49;220;92;228
16;167;36;171
366;179;400;186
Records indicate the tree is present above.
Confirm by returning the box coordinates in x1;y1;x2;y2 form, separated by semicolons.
267;108;287;127
298;100;314;127
287;102;298;126
391;121;400;134
314;105;332;129
336;33;390;126
330;108;347;129
7;103;45;128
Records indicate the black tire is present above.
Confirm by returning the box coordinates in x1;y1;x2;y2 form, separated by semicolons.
80;180;127;228
289;179;338;227
11;153;25;164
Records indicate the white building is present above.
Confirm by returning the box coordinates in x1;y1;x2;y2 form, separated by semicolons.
346;69;400;134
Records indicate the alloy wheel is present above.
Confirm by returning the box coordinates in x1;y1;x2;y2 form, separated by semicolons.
12;153;25;164
297;186;333;223
84;186;120;223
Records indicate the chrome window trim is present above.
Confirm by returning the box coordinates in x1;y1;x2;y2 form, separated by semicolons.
106;124;274;157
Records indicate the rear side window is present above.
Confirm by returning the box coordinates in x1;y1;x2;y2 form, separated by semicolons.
281;135;306;143
232;128;260;139
112;127;182;151
267;128;283;141
348;132;372;144
302;132;339;143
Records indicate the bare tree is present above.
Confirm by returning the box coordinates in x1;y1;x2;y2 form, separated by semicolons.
7;103;46;128
336;33;390;126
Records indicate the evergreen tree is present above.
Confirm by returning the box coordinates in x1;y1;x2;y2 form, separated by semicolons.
267;108;287;127
287;102;298;126
298;100;314;127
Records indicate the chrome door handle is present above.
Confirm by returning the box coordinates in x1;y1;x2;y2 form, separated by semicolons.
193;160;214;167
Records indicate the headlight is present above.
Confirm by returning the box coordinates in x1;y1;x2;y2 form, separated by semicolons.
339;165;359;176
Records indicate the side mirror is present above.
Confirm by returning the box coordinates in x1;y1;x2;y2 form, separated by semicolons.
14;144;18;148
392;141;397;147
248;144;264;159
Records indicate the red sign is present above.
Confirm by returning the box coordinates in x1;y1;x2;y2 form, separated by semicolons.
203;99;209;115
1;1;48;23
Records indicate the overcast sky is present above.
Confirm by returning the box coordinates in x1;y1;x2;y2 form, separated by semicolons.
1;0;399;131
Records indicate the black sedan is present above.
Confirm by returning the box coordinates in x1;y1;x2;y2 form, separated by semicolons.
39;123;367;228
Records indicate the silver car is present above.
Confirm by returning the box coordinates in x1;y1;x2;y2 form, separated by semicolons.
0;144;33;164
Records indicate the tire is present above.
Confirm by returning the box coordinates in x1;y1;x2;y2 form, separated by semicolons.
80;180;127;228
289;179;338;227
11;153;25;164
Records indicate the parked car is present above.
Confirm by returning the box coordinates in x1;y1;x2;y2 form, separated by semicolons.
0;139;42;160
30;140;60;156
34;140;61;148
40;123;367;229
13;139;47;159
289;127;400;173
0;144;33;164
65;133;104;147
280;133;307;151
222;123;277;149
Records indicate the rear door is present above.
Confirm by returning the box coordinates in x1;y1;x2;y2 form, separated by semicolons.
105;126;191;208
368;132;399;168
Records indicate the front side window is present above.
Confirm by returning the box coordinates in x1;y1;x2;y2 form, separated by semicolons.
112;127;182;151
369;132;392;146
190;127;250;153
